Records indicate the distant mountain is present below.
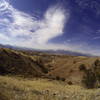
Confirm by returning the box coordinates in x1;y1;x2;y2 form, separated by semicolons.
0;44;16;49
0;44;92;56
39;49;92;56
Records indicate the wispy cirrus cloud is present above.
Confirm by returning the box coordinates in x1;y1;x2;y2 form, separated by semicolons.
0;0;69;47
93;36;100;40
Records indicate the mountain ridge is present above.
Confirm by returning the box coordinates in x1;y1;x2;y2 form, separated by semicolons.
0;44;93;56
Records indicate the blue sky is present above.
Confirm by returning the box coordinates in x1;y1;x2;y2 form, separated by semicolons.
0;0;100;55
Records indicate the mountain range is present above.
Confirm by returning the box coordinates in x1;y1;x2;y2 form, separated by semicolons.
0;44;92;56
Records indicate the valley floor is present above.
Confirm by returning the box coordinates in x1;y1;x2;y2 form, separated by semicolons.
0;75;100;100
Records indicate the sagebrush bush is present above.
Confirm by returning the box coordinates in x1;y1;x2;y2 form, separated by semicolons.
56;76;60;80
94;59;100;66
55;76;65;81
68;81;73;85
80;60;100;89
61;78;66;81
92;59;100;82
79;64;86;71
82;69;97;89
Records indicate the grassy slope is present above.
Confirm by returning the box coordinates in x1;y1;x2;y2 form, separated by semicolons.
15;49;100;84
0;48;100;100
47;56;100;84
0;48;100;84
0;75;100;100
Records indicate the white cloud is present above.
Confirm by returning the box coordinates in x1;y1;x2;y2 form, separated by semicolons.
0;0;69;46
0;0;100;56
33;6;68;44
0;33;9;41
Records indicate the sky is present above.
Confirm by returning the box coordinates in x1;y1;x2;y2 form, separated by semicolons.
0;0;100;55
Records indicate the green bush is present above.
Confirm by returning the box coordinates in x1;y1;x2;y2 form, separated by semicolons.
61;78;66;81
79;64;86;71
92;59;100;82
56;76;60;80
55;76;65;81
82;69;97;89
94;59;100;66
81;60;100;88
67;81;73;85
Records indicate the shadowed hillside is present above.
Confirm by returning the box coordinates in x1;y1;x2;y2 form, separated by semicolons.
0;48;50;77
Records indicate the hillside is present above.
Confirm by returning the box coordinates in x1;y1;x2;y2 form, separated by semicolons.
0;48;49;77
0;47;99;85
0;48;100;100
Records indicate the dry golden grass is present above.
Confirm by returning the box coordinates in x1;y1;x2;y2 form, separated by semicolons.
0;75;100;100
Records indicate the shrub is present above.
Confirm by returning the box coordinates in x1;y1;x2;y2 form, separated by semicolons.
0;66;10;75
61;78;66;81
68;81;73;85
55;76;65;81
69;69;74;73
73;61;76;64
82;69;97;89
80;60;100;88
79;64;86;71
92;60;100;82
56;76;60;80
94;59;100;66
43;69;49;74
